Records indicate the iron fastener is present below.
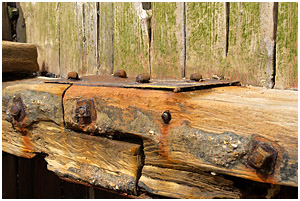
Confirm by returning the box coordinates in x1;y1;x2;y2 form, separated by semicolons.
247;142;278;175
9;97;26;123
113;69;127;78
190;73;202;82
136;74;150;83
161;110;171;124
75;104;92;125
68;71;79;80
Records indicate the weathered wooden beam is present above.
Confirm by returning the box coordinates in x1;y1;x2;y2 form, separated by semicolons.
2;82;143;194
2;41;39;73
63;84;297;188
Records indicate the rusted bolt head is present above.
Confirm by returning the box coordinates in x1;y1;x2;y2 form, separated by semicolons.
136;74;150;83
113;69;127;78
190;73;202;81
10;103;21;117
248;143;277;175
161;110;171;124
68;72;79;80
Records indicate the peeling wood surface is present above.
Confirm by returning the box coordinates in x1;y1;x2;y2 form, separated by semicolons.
2;83;143;194
2;79;298;198
63;84;297;187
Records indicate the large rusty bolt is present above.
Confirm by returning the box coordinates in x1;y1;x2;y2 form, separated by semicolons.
113;69;127;78
68;71;79;80
9;97;26;123
190;73;202;82
161;110;171;124
248;143;278;175
75;104;92;124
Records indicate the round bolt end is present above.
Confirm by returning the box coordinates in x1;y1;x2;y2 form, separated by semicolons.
190;73;202;81
136;74;150;83
10;104;21;117
68;72;79;80
161;110;171;124
113;69;127;78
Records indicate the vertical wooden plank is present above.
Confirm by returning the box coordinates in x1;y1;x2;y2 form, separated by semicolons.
227;3;277;88
33;154;61;198
17;157;35;198
59;2;82;78
62;180;88;199
2;2;13;41
113;2;149;77
16;2;26;43
226;3;261;86
59;2;98;77
186;2;227;79
275;2;298;89
83;2;98;75
19;2;59;75
2;153;18;198
151;2;184;78
98;2;114;75
259;3;277;89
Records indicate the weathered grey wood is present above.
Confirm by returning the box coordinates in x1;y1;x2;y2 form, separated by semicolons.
275;2;298;89
98;2;114;75
2;41;39;73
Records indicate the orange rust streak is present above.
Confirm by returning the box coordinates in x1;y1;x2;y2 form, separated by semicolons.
21;135;34;158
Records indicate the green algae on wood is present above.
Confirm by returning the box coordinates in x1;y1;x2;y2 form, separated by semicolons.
113;2;149;77
275;2;298;89
226;3;261;86
185;2;227;80
151;2;184;78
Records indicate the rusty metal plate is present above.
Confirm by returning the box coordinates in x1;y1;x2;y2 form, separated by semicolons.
44;75;240;92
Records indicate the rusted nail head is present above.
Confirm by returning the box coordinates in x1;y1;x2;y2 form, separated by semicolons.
10;104;21;117
113;69;127;78
190;73;202;81
161;110;171;124
68;72;79;80
136;74;150;83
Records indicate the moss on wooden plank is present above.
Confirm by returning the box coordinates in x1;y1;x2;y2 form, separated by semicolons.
226;3;262;86
113;2;149;77
275;2;298;89
186;2;226;79
151;2;184;78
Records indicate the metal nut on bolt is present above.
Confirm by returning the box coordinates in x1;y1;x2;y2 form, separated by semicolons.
75;104;92;125
9;97;26;123
190;73;202;82
136;74;150;83
247;142;278;175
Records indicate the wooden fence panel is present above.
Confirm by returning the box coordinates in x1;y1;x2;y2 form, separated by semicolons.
275;2;298;89
113;2;149;77
151;2;184;78
186;2;227;79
